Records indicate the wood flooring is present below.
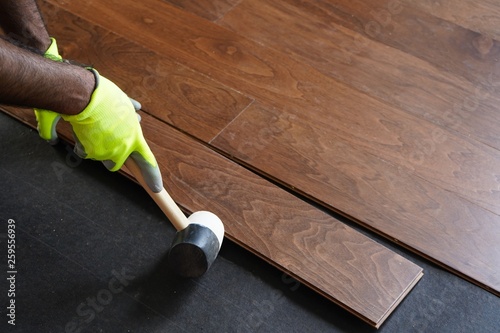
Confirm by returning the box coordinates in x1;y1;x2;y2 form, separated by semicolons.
1;103;422;328
2;0;499;327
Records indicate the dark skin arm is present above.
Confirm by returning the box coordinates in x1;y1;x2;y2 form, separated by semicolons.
0;0;50;52
0;37;94;115
0;0;93;114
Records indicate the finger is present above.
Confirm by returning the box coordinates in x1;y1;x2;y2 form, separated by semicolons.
34;109;61;145
71;129;88;159
129;98;142;122
129;98;141;111
129;151;163;193
102;160;116;170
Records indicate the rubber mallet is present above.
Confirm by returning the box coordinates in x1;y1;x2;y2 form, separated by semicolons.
124;158;225;278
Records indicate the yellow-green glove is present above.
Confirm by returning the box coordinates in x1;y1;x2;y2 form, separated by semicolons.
34;37;62;145
62;69;163;192
34;38;162;192
35;38;143;144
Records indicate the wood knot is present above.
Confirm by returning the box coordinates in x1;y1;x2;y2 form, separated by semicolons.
472;35;494;56
226;46;238;55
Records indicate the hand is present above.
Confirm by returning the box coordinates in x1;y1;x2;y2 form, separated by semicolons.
34;39;162;192
62;69;163;192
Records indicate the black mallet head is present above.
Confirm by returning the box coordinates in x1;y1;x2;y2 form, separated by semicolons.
168;211;224;278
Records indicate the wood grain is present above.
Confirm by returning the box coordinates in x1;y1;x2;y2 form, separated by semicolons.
217;0;500;150
0;106;423;328
400;0;500;39
161;0;242;21
40;2;253;142
51;0;500;215
44;0;500;295
44;0;314;105
261;0;500;88
211;102;500;293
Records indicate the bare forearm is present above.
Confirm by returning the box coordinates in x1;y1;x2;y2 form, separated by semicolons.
0;38;94;115
0;0;50;52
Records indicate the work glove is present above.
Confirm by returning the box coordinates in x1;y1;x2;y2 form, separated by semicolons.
34;39;162;193
62;68;162;192
34;38;143;143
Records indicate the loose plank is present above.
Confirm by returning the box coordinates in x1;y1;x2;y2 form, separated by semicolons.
210;102;500;295
218;0;500;150
40;0;252;143
0;106;423;328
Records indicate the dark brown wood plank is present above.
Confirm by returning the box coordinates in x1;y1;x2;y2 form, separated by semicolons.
256;0;500;89
44;0;313;106
217;0;500;150
400;0;500;38
0;106;423;328
210;102;500;295
161;0;241;21
39;0;252;143
45;0;500;294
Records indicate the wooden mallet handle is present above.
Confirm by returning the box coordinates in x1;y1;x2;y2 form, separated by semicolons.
124;158;189;231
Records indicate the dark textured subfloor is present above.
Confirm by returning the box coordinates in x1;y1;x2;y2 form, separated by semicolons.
0;112;498;333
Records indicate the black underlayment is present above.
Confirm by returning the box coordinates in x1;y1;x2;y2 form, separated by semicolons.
0;112;498;333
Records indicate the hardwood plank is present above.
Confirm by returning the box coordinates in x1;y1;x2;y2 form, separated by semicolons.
217;0;500;150
161;0;242;21
39;1;253;142
45;0;500;294
44;0;316;105
400;0;500;39
0;106;423;328
210;102;500;295
257;0;500;88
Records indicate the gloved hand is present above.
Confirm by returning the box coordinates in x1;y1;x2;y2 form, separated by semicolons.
35;38;143;143
62;68;163;192
34;39;162;193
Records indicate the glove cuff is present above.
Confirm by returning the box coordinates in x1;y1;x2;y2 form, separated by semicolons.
61;68;99;122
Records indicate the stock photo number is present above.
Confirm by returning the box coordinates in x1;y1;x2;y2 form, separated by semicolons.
6;219;17;326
